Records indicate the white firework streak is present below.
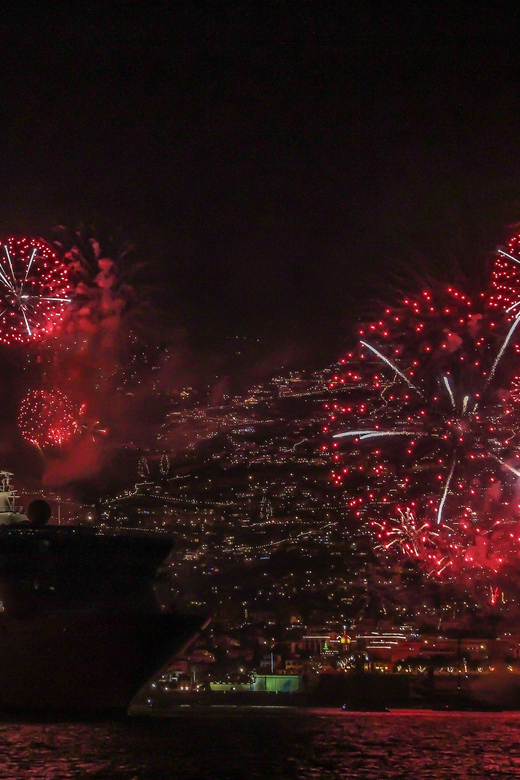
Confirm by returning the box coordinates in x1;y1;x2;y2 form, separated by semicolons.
333;429;417;441
3;246;16;284
22;247;37;283
375;508;442;560
437;456;457;525
334;341;426;439
392;510;429;556
21;294;72;303
360;340;424;397
19;304;31;336
497;247;520;266
0;261;14;292
491;455;520;478
485;310;520;388
443;375;456;409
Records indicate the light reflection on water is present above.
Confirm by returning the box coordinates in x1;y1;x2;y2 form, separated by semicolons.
1;708;520;779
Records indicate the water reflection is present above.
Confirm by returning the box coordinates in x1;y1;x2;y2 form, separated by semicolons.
0;709;520;778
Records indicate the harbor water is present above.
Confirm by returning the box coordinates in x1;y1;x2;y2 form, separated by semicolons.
1;707;520;778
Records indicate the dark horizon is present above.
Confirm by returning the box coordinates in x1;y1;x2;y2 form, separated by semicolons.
0;5;519;360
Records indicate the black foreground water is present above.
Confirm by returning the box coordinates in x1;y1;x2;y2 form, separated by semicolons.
1;707;520;779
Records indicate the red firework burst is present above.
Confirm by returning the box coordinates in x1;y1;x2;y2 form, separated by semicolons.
0;237;71;345
18;390;79;448
325;279;520;579
488;229;520;321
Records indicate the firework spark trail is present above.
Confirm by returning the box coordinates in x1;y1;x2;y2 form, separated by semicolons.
334;430;417;441
38;296;72;303
376;509;431;557
443;375;456;409
20;305;32;337
23;247;37;283
491;455;520;478
483;310;520;390
498;247;520;265
437;456;456;525
359;340;424;397
0;262;14;292
4;245;16;284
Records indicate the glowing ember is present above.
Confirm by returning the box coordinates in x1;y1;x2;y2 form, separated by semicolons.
0;237;71;344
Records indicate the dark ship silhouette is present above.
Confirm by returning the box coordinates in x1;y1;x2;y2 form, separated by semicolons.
0;472;205;715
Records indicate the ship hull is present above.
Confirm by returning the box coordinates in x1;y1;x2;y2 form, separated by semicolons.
0;611;204;714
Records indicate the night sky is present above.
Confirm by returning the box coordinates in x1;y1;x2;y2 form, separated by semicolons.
2;3;520;372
